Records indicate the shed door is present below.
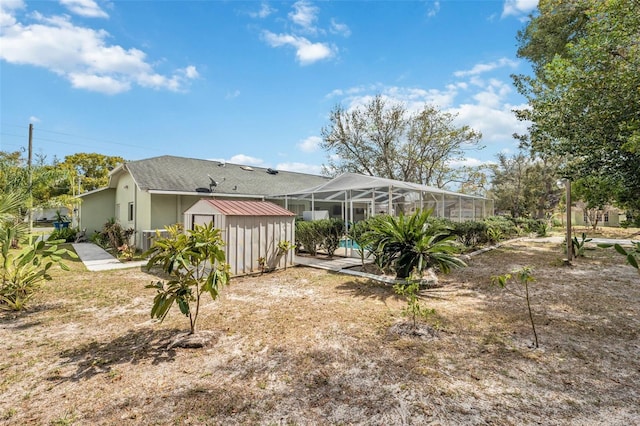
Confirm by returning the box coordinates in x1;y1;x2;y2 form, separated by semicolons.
193;214;215;230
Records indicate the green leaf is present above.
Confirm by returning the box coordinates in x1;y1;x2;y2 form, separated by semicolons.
614;244;628;256
627;254;639;270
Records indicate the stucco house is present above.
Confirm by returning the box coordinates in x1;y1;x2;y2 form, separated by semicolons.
78;155;494;251
77;155;330;249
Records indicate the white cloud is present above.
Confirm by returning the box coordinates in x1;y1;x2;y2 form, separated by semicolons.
501;0;537;19
326;74;529;153
29;115;41;123
249;2;275;19
298;136;322;153
289;0;319;33
447;157;495;168
60;0;108;18
426;1;440;18
338;84;458;112
229;154;265;166
225;89;240;100
0;6;198;94
330;18;350;37
0;0;23;27
454;57;519;77
276;162;322;175
68;72;130;94
262;31;334;65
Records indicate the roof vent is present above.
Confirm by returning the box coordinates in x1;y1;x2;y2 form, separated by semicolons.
267;168;279;175
195;187;211;193
240;166;254;171
218;162;225;167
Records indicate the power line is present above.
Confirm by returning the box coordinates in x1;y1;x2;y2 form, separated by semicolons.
1;122;165;153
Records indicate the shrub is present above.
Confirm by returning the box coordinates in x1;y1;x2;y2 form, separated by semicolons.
571;232;592;257
47;227;77;243
94;218;134;253
364;209;465;280
315;218;344;257
1;228;77;311
484;216;518;239
295;221;321;256
512;217;546;235
452;220;488;247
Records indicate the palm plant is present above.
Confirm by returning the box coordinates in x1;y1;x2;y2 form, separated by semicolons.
364;209;466;280
0;191;29;248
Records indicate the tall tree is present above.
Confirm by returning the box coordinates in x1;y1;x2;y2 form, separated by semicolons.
490;152;561;218
514;0;640;212
321;95;482;189
59;153;125;192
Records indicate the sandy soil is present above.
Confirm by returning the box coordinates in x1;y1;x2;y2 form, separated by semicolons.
0;239;638;425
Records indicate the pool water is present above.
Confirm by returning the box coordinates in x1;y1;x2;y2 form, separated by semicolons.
339;239;361;249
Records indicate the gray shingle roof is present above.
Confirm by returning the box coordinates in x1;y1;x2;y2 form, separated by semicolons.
123;155;329;196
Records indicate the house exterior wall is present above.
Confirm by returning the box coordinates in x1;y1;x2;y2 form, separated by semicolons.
150;195;180;229
133;188;151;248
571;208;620;227
115;173;136;227
79;189;115;235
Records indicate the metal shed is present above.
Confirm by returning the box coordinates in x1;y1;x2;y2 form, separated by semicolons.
183;199;295;276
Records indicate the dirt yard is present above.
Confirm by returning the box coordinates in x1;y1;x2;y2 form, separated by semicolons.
1;239;638;425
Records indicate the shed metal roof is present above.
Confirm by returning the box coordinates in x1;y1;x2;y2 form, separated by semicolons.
201;200;296;216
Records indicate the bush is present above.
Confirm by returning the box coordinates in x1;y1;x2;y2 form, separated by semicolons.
364;209;465;280
93;218;134;253
1;228;77;311
47;227;77;243
315;218;344;257
484;216;518;239
452;221;488;248
512;217;546;235
295;221;321;256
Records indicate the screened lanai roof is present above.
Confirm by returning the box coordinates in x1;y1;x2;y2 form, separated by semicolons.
281;172;487;202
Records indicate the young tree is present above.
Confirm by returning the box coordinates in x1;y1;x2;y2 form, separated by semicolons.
145;223;230;335
321;95;482;188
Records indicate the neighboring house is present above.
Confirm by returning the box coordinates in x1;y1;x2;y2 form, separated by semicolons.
570;205;624;228
78;155;330;249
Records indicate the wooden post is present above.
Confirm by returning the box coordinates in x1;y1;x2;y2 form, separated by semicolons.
28;124;33;245
566;179;572;262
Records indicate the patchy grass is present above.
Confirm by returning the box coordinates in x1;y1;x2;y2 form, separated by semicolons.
0;239;638;425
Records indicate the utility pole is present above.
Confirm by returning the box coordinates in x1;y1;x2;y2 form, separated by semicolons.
28;123;34;245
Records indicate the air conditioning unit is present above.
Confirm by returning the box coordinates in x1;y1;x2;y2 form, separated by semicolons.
141;229;169;252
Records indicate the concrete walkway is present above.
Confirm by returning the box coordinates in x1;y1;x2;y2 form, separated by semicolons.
72;243;146;272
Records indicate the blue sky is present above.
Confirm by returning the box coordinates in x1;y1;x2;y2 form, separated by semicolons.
1;0;537;176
